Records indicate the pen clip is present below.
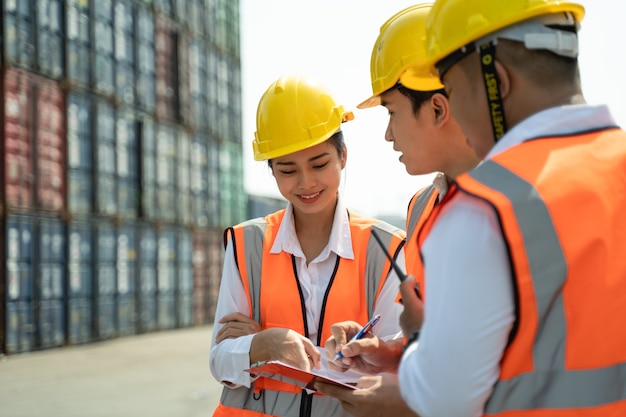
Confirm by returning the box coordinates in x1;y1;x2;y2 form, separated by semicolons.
359;314;381;336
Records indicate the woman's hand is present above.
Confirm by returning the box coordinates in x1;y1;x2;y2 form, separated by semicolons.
215;312;262;343
250;328;321;371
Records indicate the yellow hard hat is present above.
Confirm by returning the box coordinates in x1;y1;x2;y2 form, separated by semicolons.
418;0;585;77
358;3;442;109
253;75;354;161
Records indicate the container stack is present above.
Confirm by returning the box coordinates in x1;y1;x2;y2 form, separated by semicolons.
1;0;245;354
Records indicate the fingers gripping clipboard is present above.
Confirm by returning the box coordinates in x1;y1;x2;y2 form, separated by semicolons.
245;360;358;391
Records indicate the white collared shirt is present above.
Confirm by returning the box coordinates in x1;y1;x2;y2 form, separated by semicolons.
431;172;450;200
210;196;405;387
399;104;617;417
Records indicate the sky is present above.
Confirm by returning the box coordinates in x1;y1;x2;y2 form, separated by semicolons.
239;0;626;219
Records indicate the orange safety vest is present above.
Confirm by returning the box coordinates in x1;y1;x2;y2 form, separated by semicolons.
404;185;439;299
419;127;626;416
214;208;406;417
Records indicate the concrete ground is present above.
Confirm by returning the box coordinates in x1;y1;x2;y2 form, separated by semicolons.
0;325;223;417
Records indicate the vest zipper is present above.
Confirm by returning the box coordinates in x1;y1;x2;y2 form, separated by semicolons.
291;254;341;417
300;391;314;417
291;254;310;339
317;255;341;340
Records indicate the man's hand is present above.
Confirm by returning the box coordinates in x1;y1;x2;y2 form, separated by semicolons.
324;321;403;375
399;276;424;339
315;375;419;417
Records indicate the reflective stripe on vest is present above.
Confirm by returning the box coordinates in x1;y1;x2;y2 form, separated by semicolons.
218;208;405;417
218;388;344;417
445;128;626;416
404;185;439;299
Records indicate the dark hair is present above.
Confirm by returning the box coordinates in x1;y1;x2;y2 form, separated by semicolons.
396;84;446;114
496;39;579;88
267;130;345;168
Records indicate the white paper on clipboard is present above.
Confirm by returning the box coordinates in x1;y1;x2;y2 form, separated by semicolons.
245;348;361;391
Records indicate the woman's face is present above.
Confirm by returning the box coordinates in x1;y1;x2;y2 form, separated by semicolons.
271;140;346;217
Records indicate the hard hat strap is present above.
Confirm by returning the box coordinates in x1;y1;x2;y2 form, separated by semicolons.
478;41;507;142
435;42;475;79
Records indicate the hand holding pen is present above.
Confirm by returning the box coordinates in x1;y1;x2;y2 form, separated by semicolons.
334;314;381;361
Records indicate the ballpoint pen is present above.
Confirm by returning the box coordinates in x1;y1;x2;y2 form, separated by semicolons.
334;314;381;361
370;229;422;300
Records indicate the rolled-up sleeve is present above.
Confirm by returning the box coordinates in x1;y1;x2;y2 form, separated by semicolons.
209;241;257;388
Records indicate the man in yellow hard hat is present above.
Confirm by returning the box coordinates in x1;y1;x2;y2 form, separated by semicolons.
397;0;626;416
314;4;479;416
356;4;478;308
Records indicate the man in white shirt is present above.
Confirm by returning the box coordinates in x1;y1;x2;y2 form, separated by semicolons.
398;1;626;416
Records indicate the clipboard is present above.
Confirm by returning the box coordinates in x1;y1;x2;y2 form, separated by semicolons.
245;360;358;391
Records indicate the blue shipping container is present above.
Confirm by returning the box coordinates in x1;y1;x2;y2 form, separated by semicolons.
67;92;93;214
6;262;33;302
38;299;65;348
97;296;116;340
68;219;93;264
138;293;157;333
138;222;157;265
68;264;92;299
95;218;116;263
38;217;66;262
6;214;35;262
68;297;92;344
135;5;155;112
6;301;35;353
117;294;136;336
36;0;64;79
68;219;93;298
177;293;192;328
4;0;36;69
93;2;115;96
65;0;91;86
114;0;136;105
117;224;137;295
38;264;64;300
157;293;175;330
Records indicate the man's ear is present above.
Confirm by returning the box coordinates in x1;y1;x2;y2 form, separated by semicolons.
431;93;451;126
341;144;347;169
494;59;511;99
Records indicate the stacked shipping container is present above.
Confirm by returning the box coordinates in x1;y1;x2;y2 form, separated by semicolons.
1;0;244;354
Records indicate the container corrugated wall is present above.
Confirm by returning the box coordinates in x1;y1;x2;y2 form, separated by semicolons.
1;0;244;354
4;68;66;211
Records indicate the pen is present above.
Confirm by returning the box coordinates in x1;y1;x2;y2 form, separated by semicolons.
334;314;381;361
370;229;422;300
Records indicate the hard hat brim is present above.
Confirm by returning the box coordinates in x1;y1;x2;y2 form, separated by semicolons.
253;129;340;161
357;95;382;109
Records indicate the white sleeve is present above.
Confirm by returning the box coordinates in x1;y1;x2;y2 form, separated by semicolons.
372;248;404;341
209;240;257;388
399;193;515;417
